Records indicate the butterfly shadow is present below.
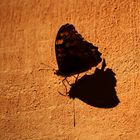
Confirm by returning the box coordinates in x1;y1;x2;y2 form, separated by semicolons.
68;60;120;108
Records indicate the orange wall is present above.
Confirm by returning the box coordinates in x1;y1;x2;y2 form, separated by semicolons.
0;0;140;139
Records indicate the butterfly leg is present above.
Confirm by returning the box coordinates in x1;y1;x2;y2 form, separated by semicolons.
58;77;69;96
62;77;69;95
73;74;79;83
65;78;72;86
58;75;78;96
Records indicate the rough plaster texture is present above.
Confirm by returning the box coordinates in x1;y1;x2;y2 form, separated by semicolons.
0;0;140;139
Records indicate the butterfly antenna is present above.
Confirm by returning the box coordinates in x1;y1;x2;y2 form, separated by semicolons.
40;63;57;73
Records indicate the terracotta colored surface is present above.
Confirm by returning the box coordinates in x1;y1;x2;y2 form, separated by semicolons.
0;0;140;139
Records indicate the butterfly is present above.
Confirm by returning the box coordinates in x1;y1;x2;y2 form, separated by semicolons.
55;23;102;94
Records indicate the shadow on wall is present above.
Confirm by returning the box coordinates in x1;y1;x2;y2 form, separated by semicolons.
69;60;120;108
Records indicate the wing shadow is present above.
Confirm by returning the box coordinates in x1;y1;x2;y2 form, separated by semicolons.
69;60;120;108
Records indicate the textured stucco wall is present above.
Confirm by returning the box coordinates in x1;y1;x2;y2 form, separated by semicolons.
0;0;140;139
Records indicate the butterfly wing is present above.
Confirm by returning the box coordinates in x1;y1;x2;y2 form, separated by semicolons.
55;24;82;74
55;24;102;76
